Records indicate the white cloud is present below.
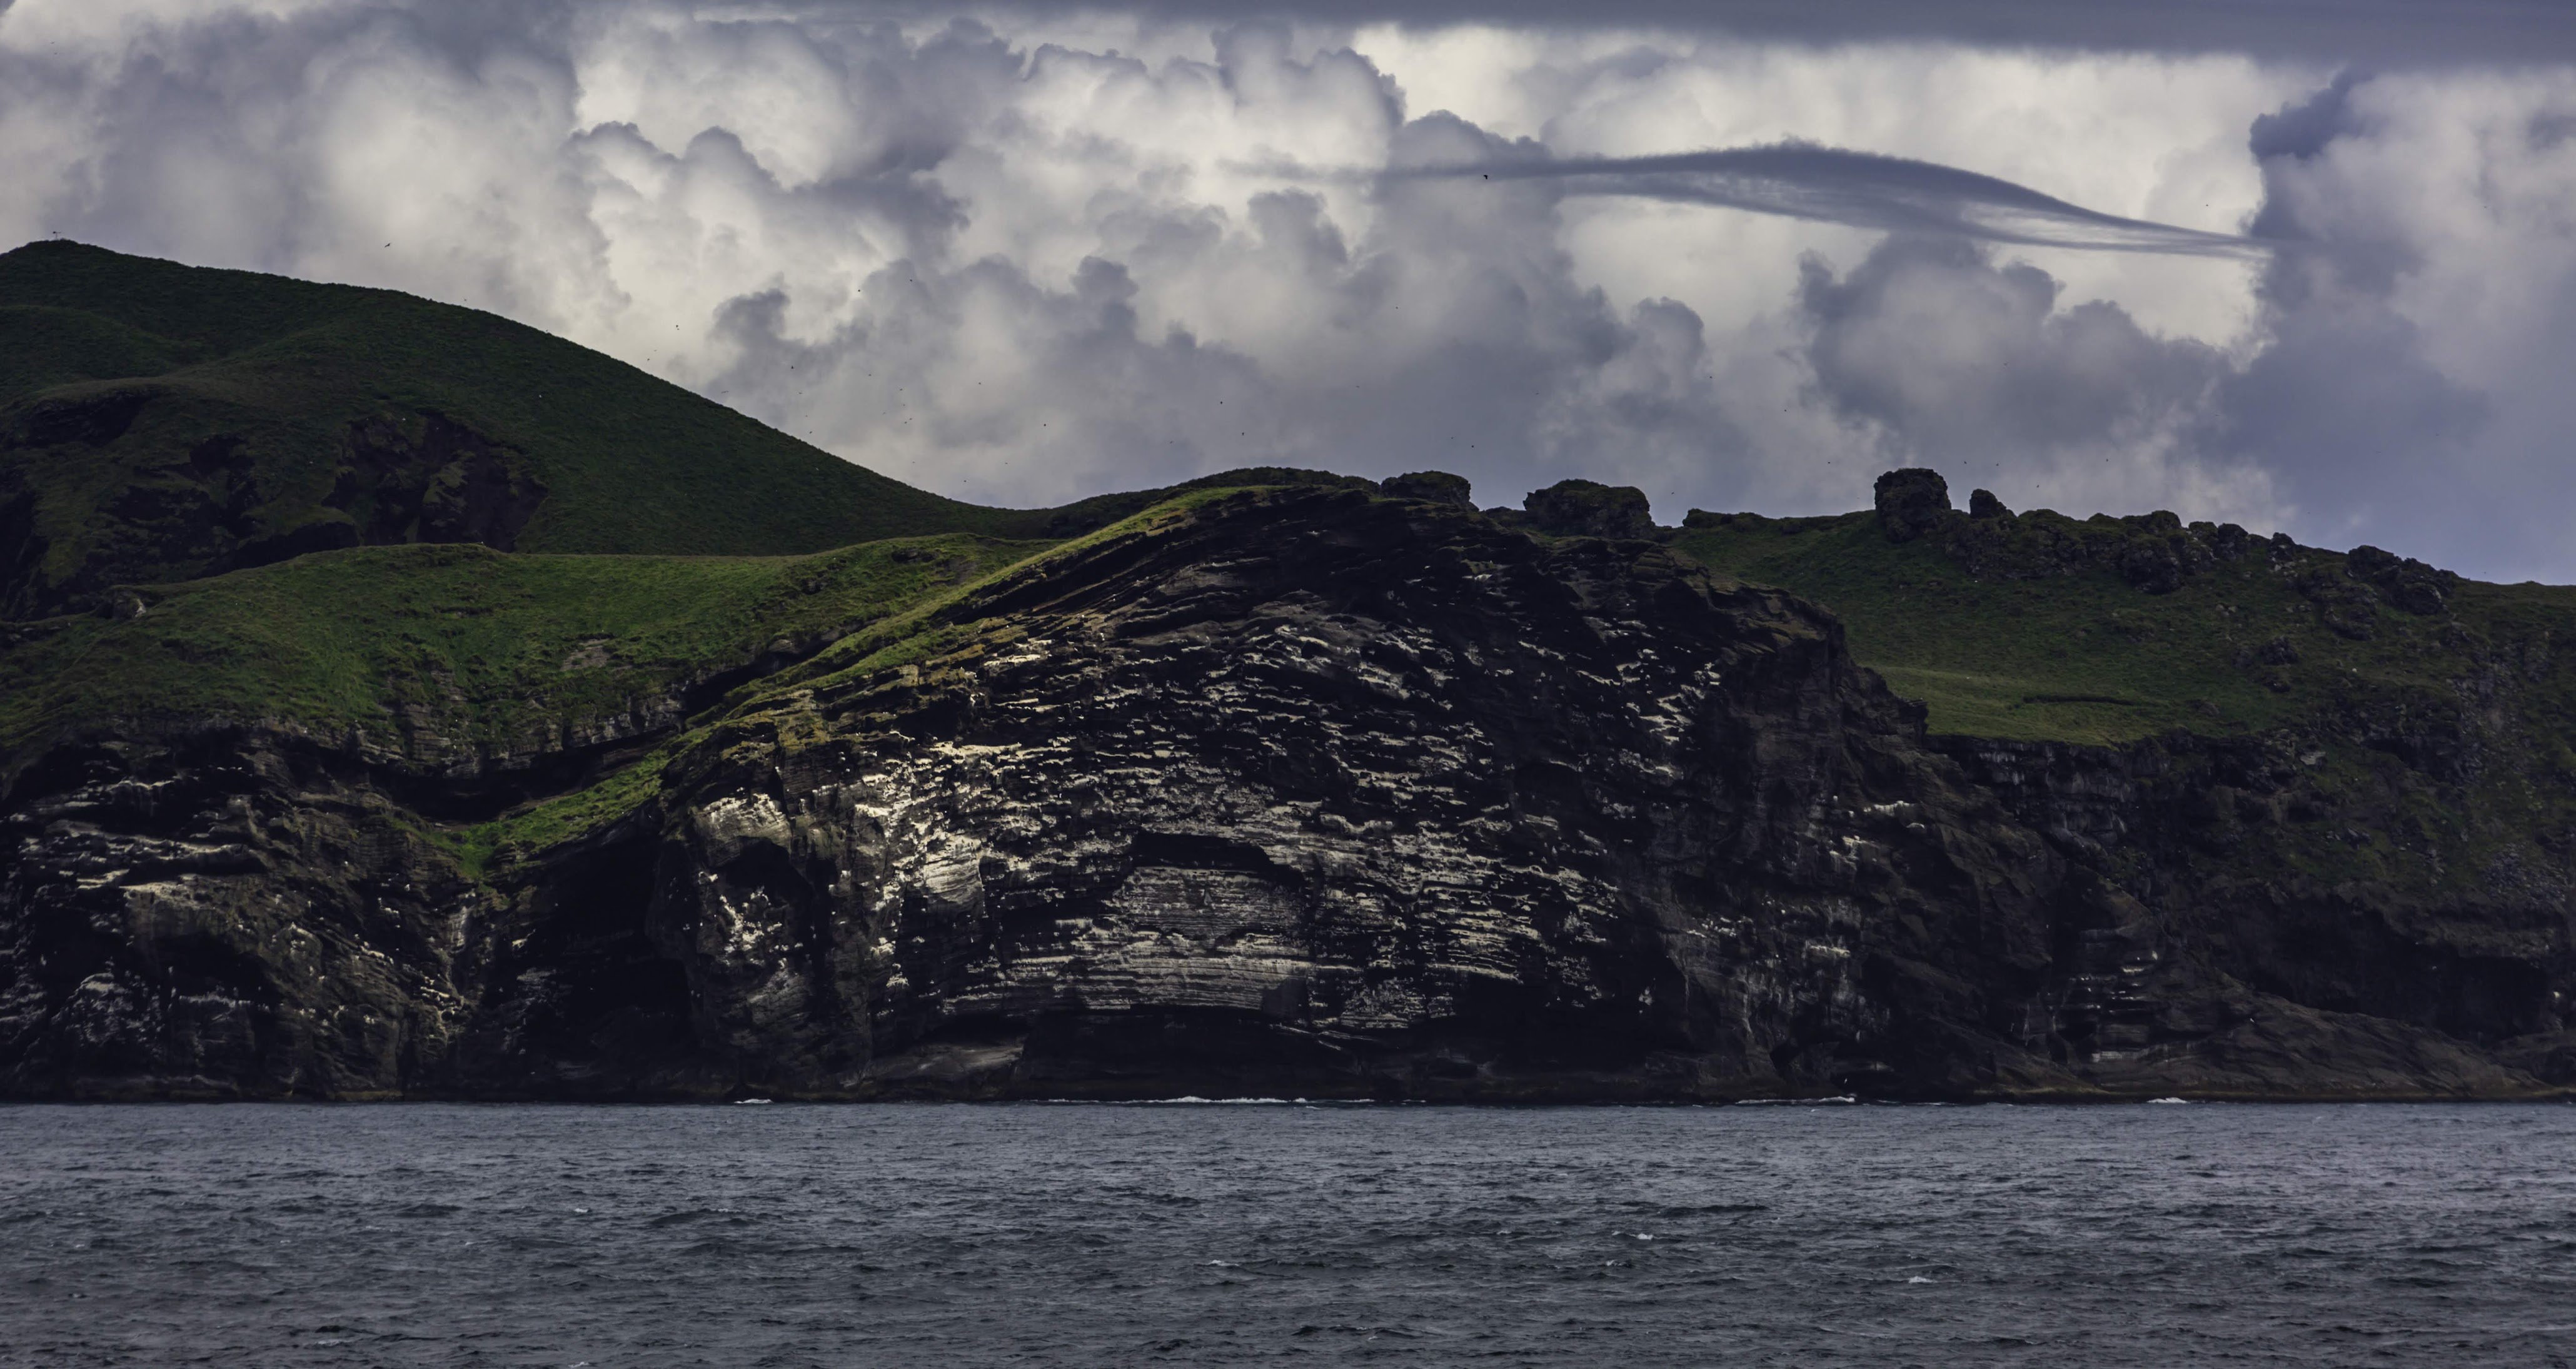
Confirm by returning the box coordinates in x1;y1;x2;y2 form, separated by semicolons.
1;1;2572;576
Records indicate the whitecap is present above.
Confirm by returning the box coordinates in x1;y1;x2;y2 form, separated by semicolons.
735;1098;773;1105
1908;1276;1935;1285
2148;1097;2190;1105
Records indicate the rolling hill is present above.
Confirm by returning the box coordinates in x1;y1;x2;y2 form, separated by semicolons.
0;241;1122;618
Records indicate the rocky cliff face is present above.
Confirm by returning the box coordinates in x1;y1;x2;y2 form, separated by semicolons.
3;487;2569;1099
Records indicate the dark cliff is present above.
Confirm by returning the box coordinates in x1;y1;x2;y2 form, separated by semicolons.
5;483;2569;1099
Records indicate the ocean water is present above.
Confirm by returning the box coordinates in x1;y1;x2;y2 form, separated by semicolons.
1;1103;2571;1366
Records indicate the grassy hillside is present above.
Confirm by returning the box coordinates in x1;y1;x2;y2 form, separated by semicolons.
0;532;1047;781
1672;507;2576;749
0;242;1077;615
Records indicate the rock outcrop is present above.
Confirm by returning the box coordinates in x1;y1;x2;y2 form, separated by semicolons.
1873;468;1951;542
1381;470;1474;507
1;485;2568;1099
1519;478;1657;540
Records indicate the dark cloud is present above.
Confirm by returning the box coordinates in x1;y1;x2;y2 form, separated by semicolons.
2216;74;2504;559
1798;236;2228;465
2247;71;2367;163
957;0;2576;65
2220;297;2486;514
1397;144;2275;258
2243;72;2403;291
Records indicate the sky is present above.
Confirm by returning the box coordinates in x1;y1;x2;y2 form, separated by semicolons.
3;1;2573;580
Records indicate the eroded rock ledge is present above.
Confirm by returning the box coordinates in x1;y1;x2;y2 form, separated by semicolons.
3;487;2568;1099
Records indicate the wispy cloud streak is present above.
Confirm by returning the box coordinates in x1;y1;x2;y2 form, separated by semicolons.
1393;144;2278;257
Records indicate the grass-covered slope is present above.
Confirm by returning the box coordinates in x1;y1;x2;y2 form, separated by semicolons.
0;241;1063;616
1674;507;2576;749
0;532;1046;792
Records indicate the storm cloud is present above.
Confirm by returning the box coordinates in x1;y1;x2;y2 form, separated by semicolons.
1;2;2572;578
1793;236;2250;515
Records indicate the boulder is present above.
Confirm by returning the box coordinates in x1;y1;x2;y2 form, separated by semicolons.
1522;479;1656;539
1874;468;1951;542
1382;470;1474;507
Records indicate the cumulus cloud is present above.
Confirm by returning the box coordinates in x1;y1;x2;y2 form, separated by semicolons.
1792;236;2265;523
0;3;1769;512
1;1;2573;578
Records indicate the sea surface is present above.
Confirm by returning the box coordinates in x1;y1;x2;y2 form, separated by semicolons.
1;1101;2572;1366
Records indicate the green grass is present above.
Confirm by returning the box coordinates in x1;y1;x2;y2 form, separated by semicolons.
1671;512;2576;746
445;743;678;878
0;532;1050;770
0;304;201;398
755;483;1244;694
